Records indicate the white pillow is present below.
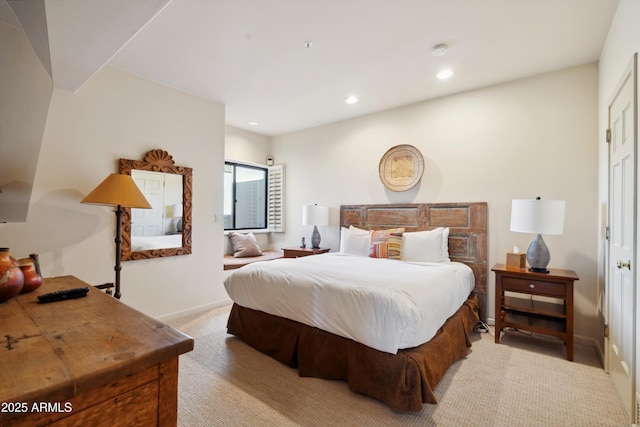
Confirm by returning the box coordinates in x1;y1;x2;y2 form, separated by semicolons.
339;226;370;256
401;227;450;262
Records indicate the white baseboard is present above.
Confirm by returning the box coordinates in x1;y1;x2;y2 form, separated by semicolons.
590;335;605;369
574;334;604;366
157;298;233;322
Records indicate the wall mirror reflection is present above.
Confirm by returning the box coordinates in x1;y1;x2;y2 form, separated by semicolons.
120;149;192;261
130;170;183;248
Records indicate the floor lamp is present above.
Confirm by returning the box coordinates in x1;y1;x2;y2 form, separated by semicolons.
81;173;151;299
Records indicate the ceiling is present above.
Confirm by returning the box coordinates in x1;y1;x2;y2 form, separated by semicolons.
12;0;621;136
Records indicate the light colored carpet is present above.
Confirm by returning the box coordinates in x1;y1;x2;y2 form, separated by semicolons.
169;305;628;427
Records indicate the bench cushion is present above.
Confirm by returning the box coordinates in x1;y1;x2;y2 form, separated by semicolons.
223;250;284;270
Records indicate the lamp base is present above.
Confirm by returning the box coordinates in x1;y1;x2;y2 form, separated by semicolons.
528;267;550;274
311;226;321;249
526;234;550;274
114;206;124;299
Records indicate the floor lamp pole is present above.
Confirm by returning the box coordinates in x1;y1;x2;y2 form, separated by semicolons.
114;205;123;299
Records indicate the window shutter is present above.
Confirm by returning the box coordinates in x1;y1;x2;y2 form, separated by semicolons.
268;164;285;232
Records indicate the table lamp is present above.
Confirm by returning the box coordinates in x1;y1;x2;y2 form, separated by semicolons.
82;173;151;299
510;197;565;273
173;203;183;232
302;204;329;249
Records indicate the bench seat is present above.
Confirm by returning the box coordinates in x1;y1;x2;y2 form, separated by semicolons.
223;250;284;270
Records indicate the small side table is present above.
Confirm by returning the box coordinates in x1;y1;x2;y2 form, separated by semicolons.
283;247;330;258
492;263;579;361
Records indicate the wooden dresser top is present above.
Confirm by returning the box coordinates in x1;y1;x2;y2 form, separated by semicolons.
0;276;194;404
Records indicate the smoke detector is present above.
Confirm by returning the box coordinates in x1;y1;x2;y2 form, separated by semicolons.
431;43;448;57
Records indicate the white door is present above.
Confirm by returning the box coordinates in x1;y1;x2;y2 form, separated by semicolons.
608;53;636;422
131;170;165;237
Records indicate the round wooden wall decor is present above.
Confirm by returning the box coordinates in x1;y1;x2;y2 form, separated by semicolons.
378;144;425;192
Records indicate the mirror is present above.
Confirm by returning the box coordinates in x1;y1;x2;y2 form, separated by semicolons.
120;149;192;260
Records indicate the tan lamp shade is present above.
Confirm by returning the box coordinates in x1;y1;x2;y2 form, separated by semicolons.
81;174;152;209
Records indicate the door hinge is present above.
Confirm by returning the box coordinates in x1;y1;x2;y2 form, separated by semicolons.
604;324;609;338
606;225;610;240
606;128;611;143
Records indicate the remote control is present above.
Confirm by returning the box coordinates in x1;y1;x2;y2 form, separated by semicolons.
37;287;89;303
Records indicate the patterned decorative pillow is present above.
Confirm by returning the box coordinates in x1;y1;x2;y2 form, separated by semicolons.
369;228;404;260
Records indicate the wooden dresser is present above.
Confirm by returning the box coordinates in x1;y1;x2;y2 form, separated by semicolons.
0;276;194;426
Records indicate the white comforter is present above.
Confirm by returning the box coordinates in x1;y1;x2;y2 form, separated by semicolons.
224;253;474;354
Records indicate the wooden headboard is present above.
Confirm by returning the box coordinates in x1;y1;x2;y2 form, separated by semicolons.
340;203;488;299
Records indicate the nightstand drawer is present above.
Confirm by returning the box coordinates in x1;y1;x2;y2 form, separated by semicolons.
501;276;565;297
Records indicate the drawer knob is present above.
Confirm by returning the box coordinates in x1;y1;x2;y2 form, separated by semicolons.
528;283;535;289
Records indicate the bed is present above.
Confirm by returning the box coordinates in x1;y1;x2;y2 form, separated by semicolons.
224;202;487;412
131;234;182;251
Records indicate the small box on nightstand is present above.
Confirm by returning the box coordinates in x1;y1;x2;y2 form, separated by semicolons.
506;253;526;268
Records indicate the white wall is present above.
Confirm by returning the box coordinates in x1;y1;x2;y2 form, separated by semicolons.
225;125;271;165
271;63;600;341
0;22;52;222
598;0;640;418
0;66;228;318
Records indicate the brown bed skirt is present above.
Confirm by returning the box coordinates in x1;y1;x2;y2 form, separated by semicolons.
226;293;479;412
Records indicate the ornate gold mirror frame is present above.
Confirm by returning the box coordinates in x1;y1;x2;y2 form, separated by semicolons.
120;149;192;261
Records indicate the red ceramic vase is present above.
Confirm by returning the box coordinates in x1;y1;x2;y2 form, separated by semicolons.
0;248;24;302
19;263;42;293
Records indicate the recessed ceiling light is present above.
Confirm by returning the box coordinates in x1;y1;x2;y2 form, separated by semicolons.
345;95;359;104
248;121;258;126
436;69;454;80
431;43;448;57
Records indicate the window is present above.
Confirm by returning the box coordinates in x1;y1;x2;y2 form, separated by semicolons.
223;161;285;232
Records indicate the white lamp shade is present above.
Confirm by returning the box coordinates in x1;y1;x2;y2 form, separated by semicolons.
173;203;183;217
510;199;565;235
302;204;329;226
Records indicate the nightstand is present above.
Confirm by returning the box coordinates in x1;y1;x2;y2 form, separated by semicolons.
492;263;579;361
283;247;330;258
